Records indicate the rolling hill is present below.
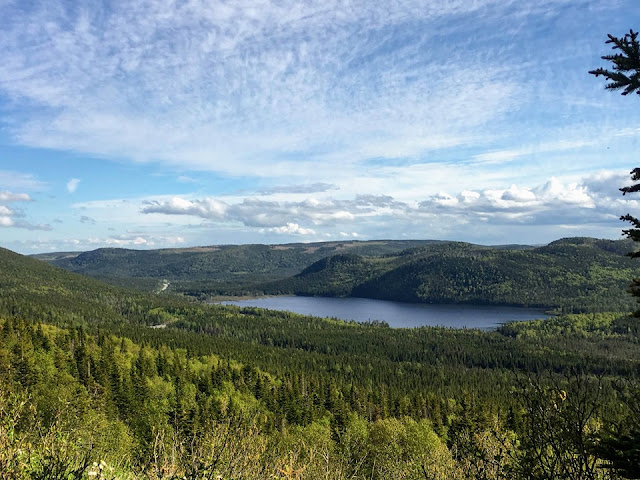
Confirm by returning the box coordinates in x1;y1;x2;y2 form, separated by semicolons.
33;240;440;290
265;237;640;312
30;237;640;312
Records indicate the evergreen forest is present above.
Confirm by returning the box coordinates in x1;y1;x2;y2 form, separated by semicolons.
1;242;640;479
36;237;640;314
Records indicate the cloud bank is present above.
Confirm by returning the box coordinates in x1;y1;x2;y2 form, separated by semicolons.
138;171;635;239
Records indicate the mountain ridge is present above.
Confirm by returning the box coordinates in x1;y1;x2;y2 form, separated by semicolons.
27;237;640;312
264;237;639;312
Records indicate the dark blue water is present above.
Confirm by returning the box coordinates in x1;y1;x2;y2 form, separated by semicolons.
221;296;549;329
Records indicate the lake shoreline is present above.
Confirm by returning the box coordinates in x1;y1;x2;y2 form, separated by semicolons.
216;295;550;330
208;293;556;312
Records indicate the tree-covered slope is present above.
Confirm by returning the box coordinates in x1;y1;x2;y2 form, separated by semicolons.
3;245;640;478
269;238;640;312
0;246;186;327
34;240;437;283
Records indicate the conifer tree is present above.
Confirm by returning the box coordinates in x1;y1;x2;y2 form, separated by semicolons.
590;30;640;314
590;30;640;479
590;30;640;96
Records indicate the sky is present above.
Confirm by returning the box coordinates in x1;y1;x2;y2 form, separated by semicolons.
1;0;640;254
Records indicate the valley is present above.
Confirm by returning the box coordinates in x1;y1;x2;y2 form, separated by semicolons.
36;237;640;313
0;237;637;477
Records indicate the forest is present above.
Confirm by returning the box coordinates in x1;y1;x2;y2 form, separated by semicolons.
35;237;640;314
264;238;640;313
34;240;436;291
1;244;640;479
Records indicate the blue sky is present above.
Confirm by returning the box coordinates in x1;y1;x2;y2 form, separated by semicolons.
2;0;640;254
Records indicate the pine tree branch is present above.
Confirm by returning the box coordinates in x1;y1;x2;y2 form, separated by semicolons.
620;184;640;195
589;30;640;95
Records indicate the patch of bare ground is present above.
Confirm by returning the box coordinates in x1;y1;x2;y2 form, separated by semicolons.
182;246;220;252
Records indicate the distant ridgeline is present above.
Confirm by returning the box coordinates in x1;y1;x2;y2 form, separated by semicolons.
35;237;640;313
33;240;437;292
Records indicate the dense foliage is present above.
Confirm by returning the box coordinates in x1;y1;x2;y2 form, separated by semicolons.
267;238;640;313
1;246;640;478
34;240;437;293
37;237;640;314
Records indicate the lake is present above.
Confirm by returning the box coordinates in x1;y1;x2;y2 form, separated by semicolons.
221;296;549;329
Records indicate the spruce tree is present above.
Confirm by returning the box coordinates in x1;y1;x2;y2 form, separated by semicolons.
590;30;640;479
590;30;640;315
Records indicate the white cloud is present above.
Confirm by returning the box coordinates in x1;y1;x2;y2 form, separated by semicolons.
133;170;635;241
431;192;458;207
500;186;536;203
472;139;596;165
0;189;50;231
141;194;404;230
105;236;148;246
267;223;316;235
98;234;186;247
420;177;600;219
0;0;584;177
0;191;31;202
66;178;80;193
9;234;187;253
535;178;593;206
8;168;638;253
55;165;638;251
142;197;228;219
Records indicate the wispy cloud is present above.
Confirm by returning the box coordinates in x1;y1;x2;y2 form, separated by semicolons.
0;171;47;191
471;140;598;165
257;183;338;195
0;214;51;231
0;191;31;202
10;220;52;231
0;0;585;177
177;175;198;184
1;0;638;253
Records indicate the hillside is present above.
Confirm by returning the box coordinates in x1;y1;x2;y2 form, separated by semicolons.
31;237;640;312
1;246;129;322
3;245;640;477
33;240;439;291
267;237;640;313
